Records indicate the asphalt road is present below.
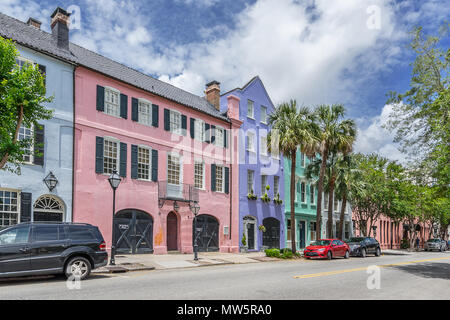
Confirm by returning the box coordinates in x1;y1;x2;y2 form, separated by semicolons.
0;251;449;300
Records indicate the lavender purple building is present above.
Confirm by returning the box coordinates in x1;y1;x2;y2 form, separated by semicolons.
220;77;285;251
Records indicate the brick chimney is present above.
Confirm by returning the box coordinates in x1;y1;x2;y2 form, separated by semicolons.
27;17;42;29
50;7;71;51
205;80;221;111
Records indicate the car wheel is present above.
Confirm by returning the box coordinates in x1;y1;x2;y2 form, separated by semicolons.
327;251;332;260
65;256;91;280
375;247;381;257
344;251;349;259
361;248;366;258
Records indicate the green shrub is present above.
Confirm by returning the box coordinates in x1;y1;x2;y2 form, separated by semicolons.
280;248;292;254
401;239;410;249
265;248;280;258
281;251;293;259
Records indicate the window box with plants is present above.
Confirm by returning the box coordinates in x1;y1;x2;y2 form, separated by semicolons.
261;185;271;203
247;189;257;200
273;193;283;205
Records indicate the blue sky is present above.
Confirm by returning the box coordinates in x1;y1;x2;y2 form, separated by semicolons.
1;0;448;161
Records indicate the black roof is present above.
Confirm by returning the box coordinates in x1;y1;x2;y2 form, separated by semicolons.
0;11;229;122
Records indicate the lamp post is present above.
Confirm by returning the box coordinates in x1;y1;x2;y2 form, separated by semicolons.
372;226;377;239
108;170;121;265
190;202;200;261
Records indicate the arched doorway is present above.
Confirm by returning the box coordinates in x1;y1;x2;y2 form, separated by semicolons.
262;217;280;249
194;214;219;252
243;216;257;250
114;209;153;254
33;195;65;222
167;211;178;251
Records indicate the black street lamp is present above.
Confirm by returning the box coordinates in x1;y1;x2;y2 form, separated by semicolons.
108;170;121;265
190;202;200;261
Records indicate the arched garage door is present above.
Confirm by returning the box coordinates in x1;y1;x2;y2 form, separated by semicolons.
114;209;153;254
194;214;219;252
262;217;280;249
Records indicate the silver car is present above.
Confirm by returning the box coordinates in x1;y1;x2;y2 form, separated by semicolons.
424;238;447;252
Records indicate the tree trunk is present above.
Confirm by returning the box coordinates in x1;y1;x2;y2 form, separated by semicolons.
316;148;328;239
338;193;347;240
327;176;335;238
0;105;24;170
290;152;297;253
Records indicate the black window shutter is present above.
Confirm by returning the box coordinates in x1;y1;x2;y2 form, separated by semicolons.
119;142;127;178
211;164;216;192
152;104;159;127
181;115;187;136
96;85;105;112
190;118;195;139
211;125;216;144
224;129;228;148
20;192;32;223
224;167;229;194
131;98;139;122
120;94;128;119
33;123;45;166
151;149;158;182
131;145;138;179
164;109;170;131
95;136;104;174
205;123;210;143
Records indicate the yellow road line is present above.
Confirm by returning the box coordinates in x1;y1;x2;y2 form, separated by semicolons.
293;256;450;279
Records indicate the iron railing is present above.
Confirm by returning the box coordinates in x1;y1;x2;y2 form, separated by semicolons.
158;181;199;203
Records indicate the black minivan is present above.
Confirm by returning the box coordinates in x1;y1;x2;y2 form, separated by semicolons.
0;222;108;280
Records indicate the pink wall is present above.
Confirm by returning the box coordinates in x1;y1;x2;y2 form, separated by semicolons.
73;67;241;254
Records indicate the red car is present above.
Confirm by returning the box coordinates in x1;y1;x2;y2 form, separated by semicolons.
303;239;350;260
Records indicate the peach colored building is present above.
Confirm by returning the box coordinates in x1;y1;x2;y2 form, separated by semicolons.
73;57;242;254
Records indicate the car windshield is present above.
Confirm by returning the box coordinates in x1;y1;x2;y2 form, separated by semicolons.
310;240;331;246
347;237;365;243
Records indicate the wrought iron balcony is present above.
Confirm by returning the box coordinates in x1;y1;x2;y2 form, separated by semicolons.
158;181;199;207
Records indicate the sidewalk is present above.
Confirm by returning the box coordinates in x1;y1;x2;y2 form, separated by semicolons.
93;251;274;273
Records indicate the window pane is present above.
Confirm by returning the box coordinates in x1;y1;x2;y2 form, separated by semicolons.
138;100;152;125
33;226;59;242
216;166;223;192
138;147;150;180
168;154;181;185
170;111;181;134
194;161;203;189
0;226;30;245
261;175;267;195
68;226;96;241
105;88;120;117
0;190;20;227
247;100;254;118
103;140;118;174
247;171;254;193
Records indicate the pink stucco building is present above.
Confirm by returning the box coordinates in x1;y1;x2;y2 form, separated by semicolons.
73;60;242;254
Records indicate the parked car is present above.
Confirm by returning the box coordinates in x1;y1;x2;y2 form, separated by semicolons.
303;239;350;260
0;222;108;280
424;238;447;252
345;237;381;258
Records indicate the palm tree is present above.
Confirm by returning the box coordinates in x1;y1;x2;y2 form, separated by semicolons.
312;104;357;240
268;100;317;253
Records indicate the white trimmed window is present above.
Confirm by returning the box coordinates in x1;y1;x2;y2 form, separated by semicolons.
103;138;119;174
310;184;315;205
0;189;19;228
274;176;280;197
334;198;339;212
138;146;151;181
261;106;267;124
18;125;34;164
215;165;224;193
301;181;306;203
138;99;152;126
167;154;181;185
104;87;120;117
194;119;205;142
15;56;34;70
194;160;204;189
214;126;224;148
246;132;255;152
261;175;268;195
169;110;182;135
247;170;254;194
301;153;306;167
260;136;268;156
247;100;254;119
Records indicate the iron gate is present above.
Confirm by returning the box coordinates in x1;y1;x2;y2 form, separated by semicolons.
194;214;219;252
262;217;280;249
114;209;153;254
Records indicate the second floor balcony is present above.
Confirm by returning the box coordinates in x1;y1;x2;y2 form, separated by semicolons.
158;181;199;204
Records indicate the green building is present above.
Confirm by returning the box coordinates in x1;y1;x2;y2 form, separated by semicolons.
283;149;318;249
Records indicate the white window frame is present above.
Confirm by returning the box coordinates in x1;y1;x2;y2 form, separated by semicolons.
261;106;268;124
261;175;268;196
194;159;205;190
0;188;20;228
215;165;225;193
246;132;256;152
18;124;34;165
260;136;268;156
194;119;205;142
247;100;254;119
103;137;120;175
15;56;34;70
310;184;315;205
169;109;182;135
214;126;224;148
301;181;307;204
103;86;121;118
167;152;183;186
301;153;306;167
247;170;254;194
274;176;279;197
138;98;152;126
137;145;152;181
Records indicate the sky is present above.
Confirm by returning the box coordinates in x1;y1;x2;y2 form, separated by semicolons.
1;0;448;162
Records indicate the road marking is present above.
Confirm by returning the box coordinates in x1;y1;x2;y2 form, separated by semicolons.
293;256;450;279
